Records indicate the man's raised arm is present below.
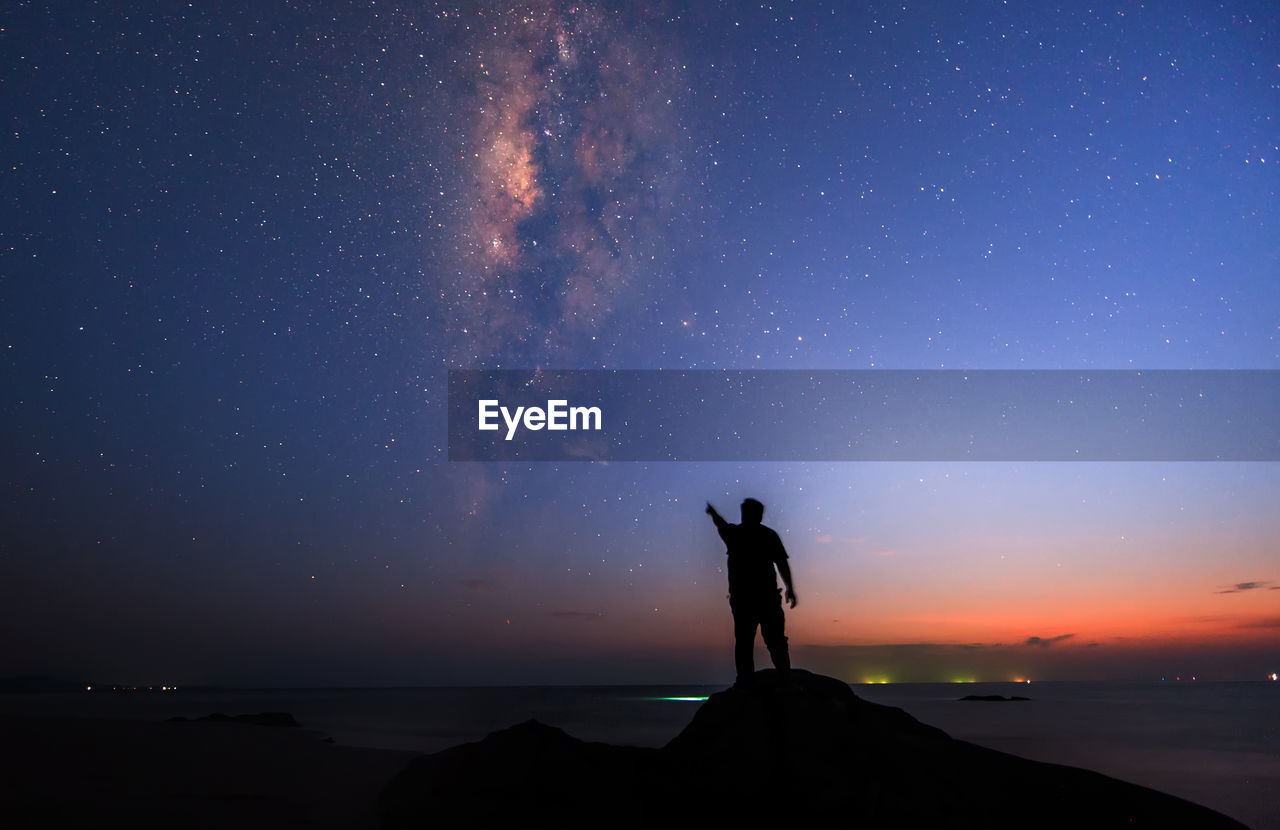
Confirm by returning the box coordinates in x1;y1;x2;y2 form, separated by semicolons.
706;502;730;534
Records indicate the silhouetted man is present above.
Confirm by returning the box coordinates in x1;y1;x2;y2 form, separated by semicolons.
706;498;796;686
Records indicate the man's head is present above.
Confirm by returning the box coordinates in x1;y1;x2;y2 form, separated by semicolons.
740;498;765;524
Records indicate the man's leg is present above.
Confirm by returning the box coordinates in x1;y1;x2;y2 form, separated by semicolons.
760;600;790;673
732;605;758;684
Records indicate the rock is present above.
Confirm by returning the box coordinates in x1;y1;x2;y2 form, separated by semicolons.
377;669;1245;828
378;719;671;827
959;694;1031;702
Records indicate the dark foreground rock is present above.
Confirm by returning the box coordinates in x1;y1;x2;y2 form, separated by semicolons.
0;714;413;829
377;669;1246;828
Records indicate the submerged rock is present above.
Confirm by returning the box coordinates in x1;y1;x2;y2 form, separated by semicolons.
377;669;1244;828
959;694;1031;702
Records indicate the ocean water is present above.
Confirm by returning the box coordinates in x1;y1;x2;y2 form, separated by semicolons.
7;680;1277;829
856;681;1279;830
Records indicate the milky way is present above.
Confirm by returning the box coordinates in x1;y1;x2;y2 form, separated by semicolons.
443;2;694;366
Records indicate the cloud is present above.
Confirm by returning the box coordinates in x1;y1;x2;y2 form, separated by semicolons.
870;549;897;557
815;534;833;544
549;610;603;620
460;579;489;591
1025;634;1075;648
1215;581;1271;594
1237;617;1280;629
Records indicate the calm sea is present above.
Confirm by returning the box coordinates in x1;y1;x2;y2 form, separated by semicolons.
6;680;1277;829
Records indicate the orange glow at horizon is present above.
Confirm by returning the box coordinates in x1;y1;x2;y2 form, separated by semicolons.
789;585;1280;649
781;505;1278;656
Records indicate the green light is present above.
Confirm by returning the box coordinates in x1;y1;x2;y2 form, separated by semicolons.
649;696;709;702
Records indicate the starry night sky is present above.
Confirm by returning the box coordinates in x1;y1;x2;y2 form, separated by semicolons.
3;1;1277;686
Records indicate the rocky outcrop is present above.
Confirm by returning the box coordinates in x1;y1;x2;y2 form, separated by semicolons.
377;669;1245;828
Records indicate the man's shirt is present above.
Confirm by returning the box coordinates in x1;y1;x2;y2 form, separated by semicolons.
716;521;788;603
